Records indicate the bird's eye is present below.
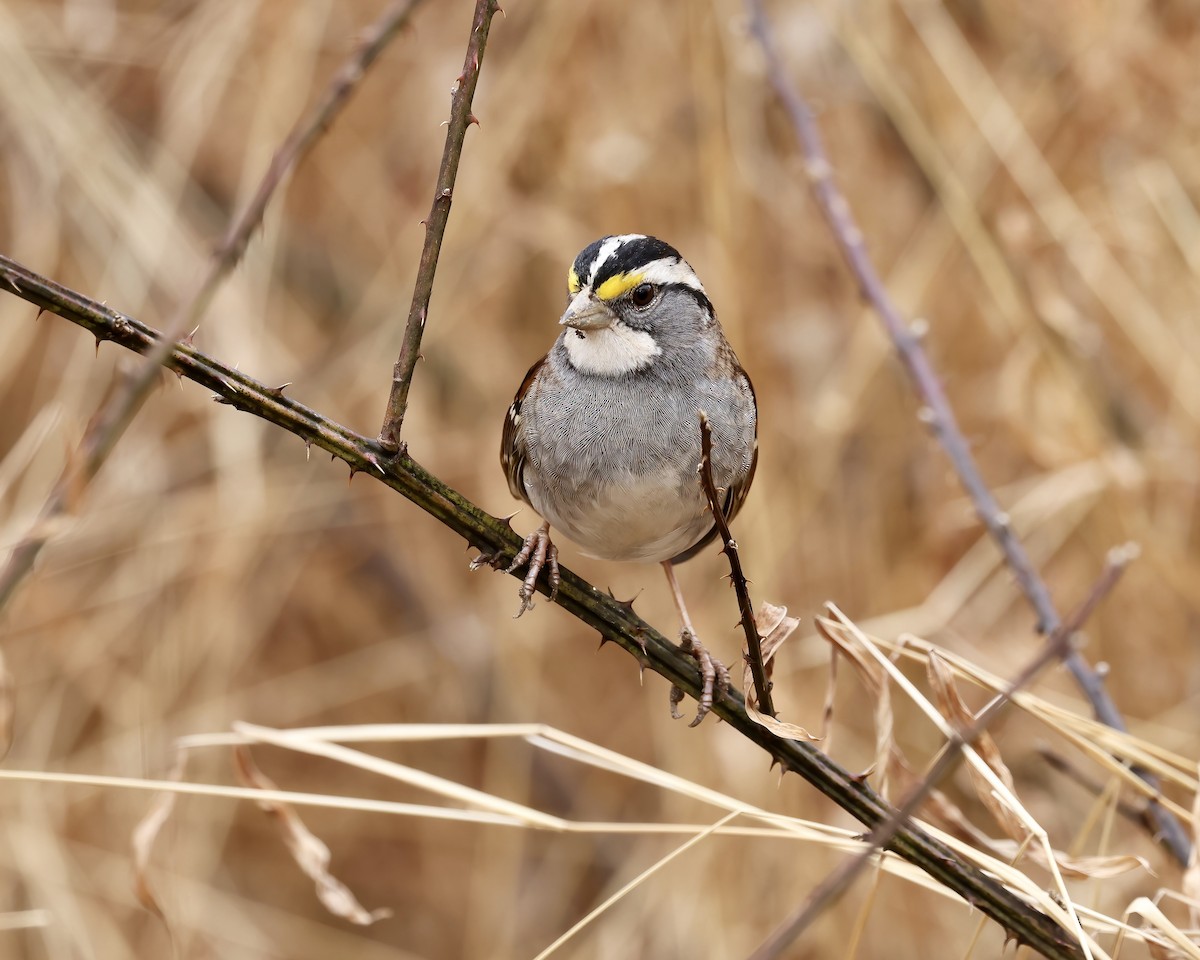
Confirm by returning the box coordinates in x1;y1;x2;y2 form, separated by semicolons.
630;283;656;308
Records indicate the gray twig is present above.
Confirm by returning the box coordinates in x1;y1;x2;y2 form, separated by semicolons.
744;0;1190;867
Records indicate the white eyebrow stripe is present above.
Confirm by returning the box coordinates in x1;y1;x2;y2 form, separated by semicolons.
586;234;645;284
635;257;706;293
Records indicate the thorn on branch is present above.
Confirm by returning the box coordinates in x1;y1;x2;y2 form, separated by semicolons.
605;588;637;616
213;381;239;406
630;624;647;656
363;452;386;476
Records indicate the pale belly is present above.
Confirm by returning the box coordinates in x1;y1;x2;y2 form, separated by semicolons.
526;468;711;564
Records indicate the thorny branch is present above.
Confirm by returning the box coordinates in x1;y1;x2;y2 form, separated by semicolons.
697;413;775;718
0;0;428;615
749;545;1138;960
378;0;502;450
0;255;1085;960
745;0;1191;868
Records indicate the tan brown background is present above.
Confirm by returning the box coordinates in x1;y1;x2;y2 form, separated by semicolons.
0;0;1196;957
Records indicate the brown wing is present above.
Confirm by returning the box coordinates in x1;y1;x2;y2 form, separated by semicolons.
671;365;758;565
500;354;547;505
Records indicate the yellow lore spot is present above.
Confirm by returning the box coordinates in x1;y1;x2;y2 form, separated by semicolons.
594;271;644;302
567;268;581;294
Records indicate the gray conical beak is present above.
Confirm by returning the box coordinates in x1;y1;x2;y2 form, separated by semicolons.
559;291;616;331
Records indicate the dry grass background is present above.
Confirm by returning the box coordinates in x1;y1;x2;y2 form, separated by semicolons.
0;0;1197;957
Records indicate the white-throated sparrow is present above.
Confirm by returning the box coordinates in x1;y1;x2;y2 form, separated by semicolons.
477;234;758;723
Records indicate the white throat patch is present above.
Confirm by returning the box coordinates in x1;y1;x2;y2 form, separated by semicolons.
563;320;661;376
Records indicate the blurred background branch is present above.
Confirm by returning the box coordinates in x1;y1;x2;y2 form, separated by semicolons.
747;0;1191;869
0;0;428;616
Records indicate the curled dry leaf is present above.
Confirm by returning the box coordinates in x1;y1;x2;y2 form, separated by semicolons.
816;613;896;791
926;651;1028;844
131;747;188;921
743;602;818;740
987;841;1152;880
233;746;391;926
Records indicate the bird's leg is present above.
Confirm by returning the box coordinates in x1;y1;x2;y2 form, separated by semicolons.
471;521;559;617
662;561;728;727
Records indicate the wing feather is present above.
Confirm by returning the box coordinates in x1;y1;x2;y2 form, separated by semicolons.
500;355;547;505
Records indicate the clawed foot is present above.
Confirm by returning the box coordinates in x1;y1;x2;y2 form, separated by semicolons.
471;520;560;617
669;627;730;727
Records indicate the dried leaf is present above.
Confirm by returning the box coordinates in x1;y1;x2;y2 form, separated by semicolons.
233;746;391;926
743;602;819;740
751;602;796;676
746;704;821;741
926;651;1027;843
131;748;188;920
820;639;838;755
817;615;895;792
986;841;1151;880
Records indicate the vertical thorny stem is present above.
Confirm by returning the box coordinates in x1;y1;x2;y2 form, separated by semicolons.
698;414;775;718
378;0;502;450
